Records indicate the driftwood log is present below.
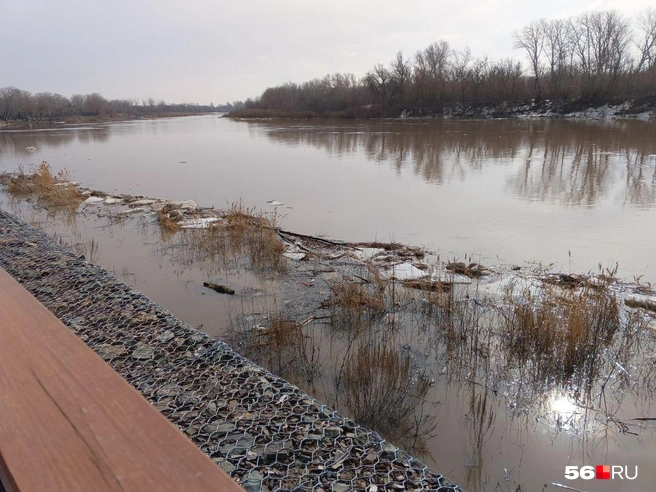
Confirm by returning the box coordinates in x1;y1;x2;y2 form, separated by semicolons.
203;282;235;295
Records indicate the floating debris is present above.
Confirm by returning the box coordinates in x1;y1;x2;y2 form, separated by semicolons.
625;294;656;312
203;281;235;295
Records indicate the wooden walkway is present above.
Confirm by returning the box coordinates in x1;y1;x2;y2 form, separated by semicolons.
0;267;243;492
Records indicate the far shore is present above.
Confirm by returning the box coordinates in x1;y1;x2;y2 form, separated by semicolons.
226;97;656;122
0;111;217;131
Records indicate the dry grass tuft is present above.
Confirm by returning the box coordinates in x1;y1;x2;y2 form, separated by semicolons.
1;162;84;213
327;278;386;331
502;281;620;383
157;208;181;235
227;313;320;385
343;336;434;443
158;200;286;272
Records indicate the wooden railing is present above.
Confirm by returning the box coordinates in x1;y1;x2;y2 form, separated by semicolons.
0;267;244;492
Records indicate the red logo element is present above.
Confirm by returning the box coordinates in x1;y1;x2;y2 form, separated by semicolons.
596;465;611;480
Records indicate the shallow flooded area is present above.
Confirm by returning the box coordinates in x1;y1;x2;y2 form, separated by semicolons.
2;116;656;491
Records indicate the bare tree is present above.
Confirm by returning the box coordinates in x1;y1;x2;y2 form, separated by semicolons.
490;59;524;104
365;64;393;113
0;87;21;121
451;47;472;110
424;41;451;111
570;11;632;97
542;19;574;98
635;8;656;71
514;21;544;99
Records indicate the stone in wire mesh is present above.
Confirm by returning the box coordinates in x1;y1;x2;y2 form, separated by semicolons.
0;210;463;492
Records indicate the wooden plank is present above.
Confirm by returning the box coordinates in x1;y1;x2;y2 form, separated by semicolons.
0;267;244;492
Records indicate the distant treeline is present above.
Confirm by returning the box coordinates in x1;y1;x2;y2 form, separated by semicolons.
231;9;656;118
0;90;226;122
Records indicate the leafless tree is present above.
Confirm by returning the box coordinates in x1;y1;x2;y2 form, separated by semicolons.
451;47;472;110
490;59;524;105
365;64;393;112
541;19;574;98
514;21;544;99
635;8;656;71
570;11;632;97
0;87;20;121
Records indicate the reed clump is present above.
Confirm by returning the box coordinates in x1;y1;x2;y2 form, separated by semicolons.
328;279;386;331
343;336;433;442
502;280;621;382
222;200;286;271
227;313;319;385
159;200;286;272
157;208;181;235
1;162;84;212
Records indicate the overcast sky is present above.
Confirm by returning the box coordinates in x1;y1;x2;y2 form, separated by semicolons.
0;0;652;104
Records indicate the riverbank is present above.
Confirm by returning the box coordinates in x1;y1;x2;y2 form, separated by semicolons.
226;97;656;121
0;111;216;131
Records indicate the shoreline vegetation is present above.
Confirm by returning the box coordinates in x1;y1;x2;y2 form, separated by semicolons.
0;87;231;131
0;111;211;130
228;9;656;120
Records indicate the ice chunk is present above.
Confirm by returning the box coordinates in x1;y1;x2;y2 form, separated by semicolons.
283;252;306;261
385;262;428;280
129;199;156;207
179;217;220;229
169;200;197;209
353;247;385;260
84;196;104;204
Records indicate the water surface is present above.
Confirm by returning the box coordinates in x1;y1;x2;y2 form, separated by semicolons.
2;116;656;491
2;115;656;279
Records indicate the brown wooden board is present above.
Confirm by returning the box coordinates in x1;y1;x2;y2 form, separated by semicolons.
0;267;244;492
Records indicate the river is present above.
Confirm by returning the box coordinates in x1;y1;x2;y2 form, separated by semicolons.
2;115;656;492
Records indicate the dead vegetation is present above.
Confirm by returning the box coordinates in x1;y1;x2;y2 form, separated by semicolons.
226;313;320;387
343;334;435;448
326;279;386;330
1;162;84;213
158;200;286;272
501;277;621;384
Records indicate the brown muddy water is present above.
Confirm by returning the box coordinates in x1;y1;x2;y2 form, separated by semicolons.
2;115;656;279
2;116;656;492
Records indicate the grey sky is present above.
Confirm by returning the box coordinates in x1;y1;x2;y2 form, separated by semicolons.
0;0;652;104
